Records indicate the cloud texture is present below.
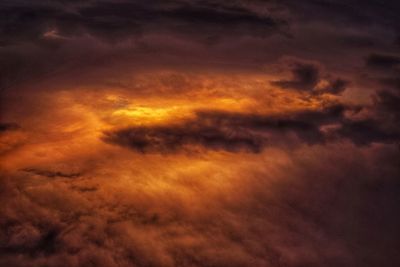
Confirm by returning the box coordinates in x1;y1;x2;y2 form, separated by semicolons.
1;0;400;266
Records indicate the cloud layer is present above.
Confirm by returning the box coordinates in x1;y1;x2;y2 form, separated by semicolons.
1;144;399;267
1;1;400;267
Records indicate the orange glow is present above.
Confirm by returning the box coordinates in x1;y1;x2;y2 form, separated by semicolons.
2;3;398;266
1;72;339;171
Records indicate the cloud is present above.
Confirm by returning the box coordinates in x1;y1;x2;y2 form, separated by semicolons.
271;59;349;95
102;119;265;153
335;89;400;145
0;123;20;132
271;61;320;91
338;119;398;145
1;144;399;267
319;78;349;95
103;92;400;154
277;0;400;28
21;168;82;179
2;1;400;266
366;53;400;69
0;0;285;46
102;104;349;153
379;77;400;90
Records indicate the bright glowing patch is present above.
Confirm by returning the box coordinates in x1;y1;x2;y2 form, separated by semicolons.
111;106;189;126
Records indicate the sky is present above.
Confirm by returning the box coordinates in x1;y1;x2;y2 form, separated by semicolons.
0;1;400;266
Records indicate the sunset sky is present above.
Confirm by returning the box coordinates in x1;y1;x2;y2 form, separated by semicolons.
1;1;400;266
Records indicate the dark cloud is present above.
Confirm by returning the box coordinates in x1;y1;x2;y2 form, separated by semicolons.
104;95;400;154
366;53;400;69
102;121;265;153
196;103;346;134
338;119;398;145
276;0;400;29
0;0;289;92
0;123;20;132
379;77;400;90
103;104;348;153
0;0;397;95
374;90;400;128
0;0;285;46
271;61;320;91
21;168;82;179
319;78;349;95
271;60;349;95
0;2;98;46
339;34;376;48
337;90;400;145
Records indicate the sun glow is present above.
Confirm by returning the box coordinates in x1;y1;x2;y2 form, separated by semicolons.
112;106;183;124
107;96;255;126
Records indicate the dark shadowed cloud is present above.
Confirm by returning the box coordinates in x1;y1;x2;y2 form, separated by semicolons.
103;99;400;154
271;61;320;91
380;77;400;90
366;53;400;69
0;0;285;46
271;59;349;95
21;168;82;179
102;104;346;153
319;78;349;95
0;123;20;132
103;122;265;153
103;82;400;153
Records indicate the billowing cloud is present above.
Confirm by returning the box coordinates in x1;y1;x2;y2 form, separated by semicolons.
1;144;399;267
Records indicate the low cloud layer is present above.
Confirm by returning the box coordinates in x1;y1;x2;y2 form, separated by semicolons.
1;144;399;267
